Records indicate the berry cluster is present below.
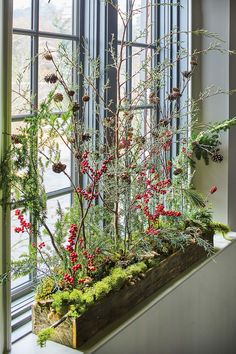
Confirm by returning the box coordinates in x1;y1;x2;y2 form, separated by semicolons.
63;273;74;284
77;152;113;201
64;224;101;285
14;210;32;234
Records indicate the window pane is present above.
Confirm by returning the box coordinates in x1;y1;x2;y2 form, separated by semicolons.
46;194;71;232
39;0;73;35
41;142;72;193
132;0;151;44
118;0;127;40
13;0;32;30
12;35;31;115
38;37;73;111
132;47;152;104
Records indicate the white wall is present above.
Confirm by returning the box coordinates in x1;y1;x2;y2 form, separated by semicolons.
192;0;236;229
90;242;236;354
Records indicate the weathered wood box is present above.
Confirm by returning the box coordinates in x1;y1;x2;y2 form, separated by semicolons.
32;232;213;349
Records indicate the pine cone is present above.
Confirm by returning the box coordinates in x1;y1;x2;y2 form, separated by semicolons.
72;102;80;113
44;73;58;84
173;168;183;175
52;162;66;173
68;90;75;97
53;93;63;102
43;52;53;61
82;133;91;142
211;152;223;163
82;95;90;102
182;70;192;79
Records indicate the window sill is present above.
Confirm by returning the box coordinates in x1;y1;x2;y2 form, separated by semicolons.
11;333;81;354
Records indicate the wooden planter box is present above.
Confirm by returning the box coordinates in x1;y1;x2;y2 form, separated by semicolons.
32;232;213;349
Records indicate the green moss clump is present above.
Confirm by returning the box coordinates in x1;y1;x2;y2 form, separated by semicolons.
82;288;95;306
37;327;55;347
94;277;112;300
125;262;147;277
110;268;127;290
51;291;70;314
35;276;55;301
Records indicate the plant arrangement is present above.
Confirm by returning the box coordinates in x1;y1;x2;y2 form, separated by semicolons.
1;0;235;348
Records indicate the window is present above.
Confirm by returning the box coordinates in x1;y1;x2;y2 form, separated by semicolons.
10;0;190;342
11;0;82;341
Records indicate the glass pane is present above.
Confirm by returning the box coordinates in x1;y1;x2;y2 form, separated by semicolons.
118;0;127;40
117;44;128;103
13;0;32;30
46;194;71;232
12;35;31;115
38;37;73;111
132;0;151;44
131;47;152;105
39;0;73;35
11;210;30;288
41;142;72;193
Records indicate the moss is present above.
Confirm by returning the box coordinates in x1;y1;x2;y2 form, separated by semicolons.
82;288;95;306
51;291;70;314
110;267;127;290
94;277;112;300
35;276;55;301
48;261;152;316
125;262;147;277
37;327;55;347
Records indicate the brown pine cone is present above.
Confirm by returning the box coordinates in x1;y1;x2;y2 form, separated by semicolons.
44;73;58;84
82;95;90;102
173;168;183;175
43;52;53;61
68;90;75;97
182;70;192;79
72;102;80;113
53;93;63;102
52;162;66;173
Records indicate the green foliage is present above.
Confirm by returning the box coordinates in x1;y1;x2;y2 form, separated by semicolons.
94;277;112;300
211;222;230;236
35;277;56;301
37;328;55;347
51;291;70;314
183;189;206;208
125;262;147;277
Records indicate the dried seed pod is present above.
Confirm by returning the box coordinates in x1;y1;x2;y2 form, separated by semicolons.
182;70;192;79
159;119;170;127
75;151;82;159
52;162;67;173
72;102;80;113
173;168;183;176
43;52;53;61
81;133;91;142
44;73;58;84
211;151;223;163
82;95;90;102
53;93;64;102
172;87;180;93
68;90;75;97
149;92;159;104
